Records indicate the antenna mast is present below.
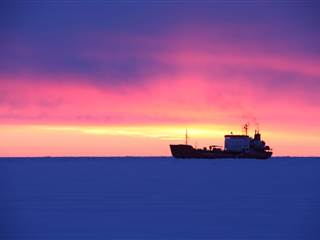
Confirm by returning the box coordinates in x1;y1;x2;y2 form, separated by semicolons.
185;128;188;145
243;123;249;136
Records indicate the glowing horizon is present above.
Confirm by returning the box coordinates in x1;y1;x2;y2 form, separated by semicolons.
0;123;319;157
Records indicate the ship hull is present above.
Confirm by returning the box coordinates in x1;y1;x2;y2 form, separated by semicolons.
170;144;272;160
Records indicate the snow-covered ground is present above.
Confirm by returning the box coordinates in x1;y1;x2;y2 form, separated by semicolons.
0;157;319;239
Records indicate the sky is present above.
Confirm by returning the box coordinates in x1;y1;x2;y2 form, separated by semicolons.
0;1;319;156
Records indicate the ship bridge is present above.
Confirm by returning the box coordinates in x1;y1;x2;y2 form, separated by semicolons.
224;135;250;152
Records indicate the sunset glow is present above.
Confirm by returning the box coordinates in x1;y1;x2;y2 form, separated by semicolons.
1;2;319;156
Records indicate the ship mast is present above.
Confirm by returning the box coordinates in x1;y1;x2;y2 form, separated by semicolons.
185;128;189;145
243;123;249;136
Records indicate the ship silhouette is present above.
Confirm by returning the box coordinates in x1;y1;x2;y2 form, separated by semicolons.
170;124;272;159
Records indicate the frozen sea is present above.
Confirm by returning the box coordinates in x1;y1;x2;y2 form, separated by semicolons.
0;157;320;239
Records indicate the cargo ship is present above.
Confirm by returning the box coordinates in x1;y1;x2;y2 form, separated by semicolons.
170;124;272;159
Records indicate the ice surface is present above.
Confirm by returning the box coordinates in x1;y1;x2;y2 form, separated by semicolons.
0;157;319;239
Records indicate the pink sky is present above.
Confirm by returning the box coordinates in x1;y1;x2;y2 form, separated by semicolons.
1;3;319;156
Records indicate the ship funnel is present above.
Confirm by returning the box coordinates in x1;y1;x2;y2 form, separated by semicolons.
254;131;261;141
